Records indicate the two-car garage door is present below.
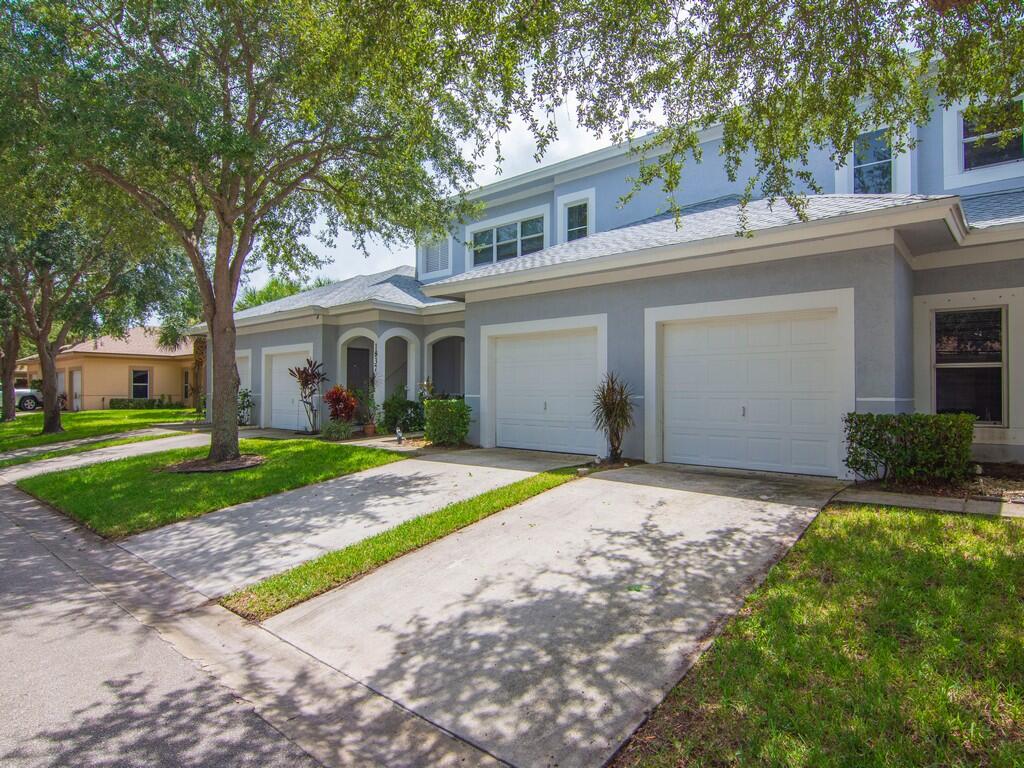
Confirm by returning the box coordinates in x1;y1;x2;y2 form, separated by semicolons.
661;310;840;476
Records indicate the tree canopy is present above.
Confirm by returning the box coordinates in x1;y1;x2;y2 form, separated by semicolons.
235;275;333;311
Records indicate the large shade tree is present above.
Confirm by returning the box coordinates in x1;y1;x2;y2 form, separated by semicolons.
2;0;554;462
533;0;1022;215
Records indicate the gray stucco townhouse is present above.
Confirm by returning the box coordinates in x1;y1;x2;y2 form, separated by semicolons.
212;95;1024;478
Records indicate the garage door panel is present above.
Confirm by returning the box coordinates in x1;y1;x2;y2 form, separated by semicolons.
494;329;599;455
662;311;840;476
269;351;307;431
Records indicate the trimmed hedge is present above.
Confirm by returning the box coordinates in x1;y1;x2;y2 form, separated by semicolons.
381;388;425;433
423;399;471;446
321;419;354;442
109;398;184;410
843;412;976;485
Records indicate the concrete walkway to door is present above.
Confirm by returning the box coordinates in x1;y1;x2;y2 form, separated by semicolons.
122;448;586;598
266;464;844;768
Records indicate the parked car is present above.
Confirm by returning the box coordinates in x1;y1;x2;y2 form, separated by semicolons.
0;386;42;411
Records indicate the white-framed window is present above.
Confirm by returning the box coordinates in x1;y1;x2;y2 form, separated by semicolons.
131;369;150;399
853;129;893;193
943;99;1024;189
933;307;1006;425
961;102;1024;171
468;205;549;268
419;237;452;278
556;188;596;244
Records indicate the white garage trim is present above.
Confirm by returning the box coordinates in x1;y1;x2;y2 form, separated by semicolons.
644;289;855;476
260;342;314;428
479;314;607;452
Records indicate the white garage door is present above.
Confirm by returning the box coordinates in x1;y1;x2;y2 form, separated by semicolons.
268;351;307;431
494;329;600;455
662;310;840;476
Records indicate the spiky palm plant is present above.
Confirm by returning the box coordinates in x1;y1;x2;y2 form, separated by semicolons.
592;373;635;462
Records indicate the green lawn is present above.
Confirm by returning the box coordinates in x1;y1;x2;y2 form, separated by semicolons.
0;432;177;470
222;466;579;621
0;408;198;452
613;505;1024;768
18;438;403;538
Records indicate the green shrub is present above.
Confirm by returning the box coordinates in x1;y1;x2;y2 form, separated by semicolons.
843;412;975;485
423;399;471;446
381;387;425;433
321;419;354;442
109;398;182;410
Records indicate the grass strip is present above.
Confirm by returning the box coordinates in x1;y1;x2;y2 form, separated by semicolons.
0;408;199;452
0;432;177;470
612;504;1024;768
222;465;580;621
17;438;403;538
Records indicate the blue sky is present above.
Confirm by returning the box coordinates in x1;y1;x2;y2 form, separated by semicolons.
248;108;614;290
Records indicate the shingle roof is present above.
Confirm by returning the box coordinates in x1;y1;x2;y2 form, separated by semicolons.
961;189;1024;229
431;194;950;286
21;327;191;362
233;265;456;321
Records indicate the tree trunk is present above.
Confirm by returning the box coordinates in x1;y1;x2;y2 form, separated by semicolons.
36;340;62;434
207;294;240;462
1;325;18;422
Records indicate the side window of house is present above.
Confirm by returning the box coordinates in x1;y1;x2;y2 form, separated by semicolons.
934;308;1004;425
472;215;544;266
423;238;450;274
853;129;892;193
132;369;150;399
962;102;1024;170
567;202;588;240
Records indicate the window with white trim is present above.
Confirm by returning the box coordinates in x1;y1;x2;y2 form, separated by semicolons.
566;202;588;240
853;129;893;193
131;369;150;400
472;215;544;266
422;238;450;275
934;308;1005;425
961;102;1023;171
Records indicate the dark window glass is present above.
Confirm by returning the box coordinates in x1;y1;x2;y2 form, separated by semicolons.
521;216;543;237
496;240;518;260
936;367;1002;423
935;309;1002;364
520;234;543;255
962;103;1023;170
567;203;588;240
132;370;149;399
473;229;493;266
496;223;518;243
853;129;892;193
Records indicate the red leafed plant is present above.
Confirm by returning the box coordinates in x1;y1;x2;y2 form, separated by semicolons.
323;384;358;423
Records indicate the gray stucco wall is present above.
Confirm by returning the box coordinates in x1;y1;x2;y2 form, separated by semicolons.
914;254;1024;296
464;244;911;458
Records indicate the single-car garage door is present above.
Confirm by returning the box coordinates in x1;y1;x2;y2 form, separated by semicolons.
661;310;840;475
267;351;308;431
494;329;600;455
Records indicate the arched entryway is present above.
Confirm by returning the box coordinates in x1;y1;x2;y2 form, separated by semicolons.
337;328;378;399
377;328;420;405
424;328;465;397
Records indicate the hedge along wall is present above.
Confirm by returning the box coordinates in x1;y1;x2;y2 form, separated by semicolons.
423;399;471;446
843;412;976;485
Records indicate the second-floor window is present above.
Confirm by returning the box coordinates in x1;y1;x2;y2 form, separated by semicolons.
567;202;588;240
962;102;1024;170
472;215;544;266
422;238;450;275
853;129;892;194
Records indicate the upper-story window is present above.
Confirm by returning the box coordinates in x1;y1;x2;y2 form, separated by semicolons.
853;129;893;193
472;215;544;266
422;238;450;275
567;202;588;240
962;102;1023;170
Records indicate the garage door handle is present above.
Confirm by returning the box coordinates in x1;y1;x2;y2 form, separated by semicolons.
741;405;746;417
544;401;547;411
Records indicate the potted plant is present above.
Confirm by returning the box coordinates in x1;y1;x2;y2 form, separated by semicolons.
355;387;379;436
592;372;635;463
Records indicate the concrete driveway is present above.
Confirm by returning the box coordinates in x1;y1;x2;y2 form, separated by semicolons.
265;464;844;768
122;448;586;598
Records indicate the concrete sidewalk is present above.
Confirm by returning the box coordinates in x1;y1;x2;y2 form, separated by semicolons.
122;448;585;597
0;427;181;462
0;433;211;485
267;464;843;768
0;488;319;768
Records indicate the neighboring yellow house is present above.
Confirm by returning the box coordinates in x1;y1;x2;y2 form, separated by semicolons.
18;327;195;410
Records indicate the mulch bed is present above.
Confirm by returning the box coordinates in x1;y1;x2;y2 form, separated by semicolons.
859;462;1024;503
164;454;266;473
